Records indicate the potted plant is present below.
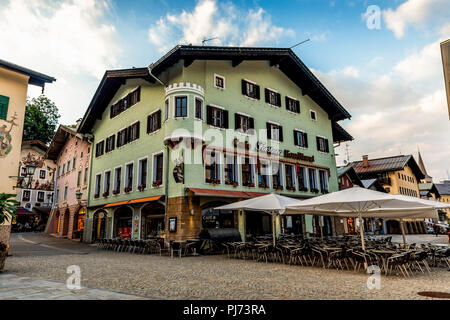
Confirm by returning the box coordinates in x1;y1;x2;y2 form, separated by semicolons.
94;193;100;198
138;184;146;191
102;191;109;198
0;193;19;272
311;188;319;193
287;186;296;191
258;182;268;189
124;186;132;193
152;180;162;188
112;189;120;195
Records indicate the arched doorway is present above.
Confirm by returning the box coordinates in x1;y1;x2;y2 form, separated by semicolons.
72;207;86;239
386;220;401;234
114;206;133;239
62;209;70;236
92;210;107;241
141;203;165;239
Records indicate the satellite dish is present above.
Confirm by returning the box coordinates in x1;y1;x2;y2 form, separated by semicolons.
343;160;348;165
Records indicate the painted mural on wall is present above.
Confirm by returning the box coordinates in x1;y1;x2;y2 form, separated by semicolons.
17;152;55;190
0;112;18;157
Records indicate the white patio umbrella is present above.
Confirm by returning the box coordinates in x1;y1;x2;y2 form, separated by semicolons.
215;193;303;246
284;186;441;252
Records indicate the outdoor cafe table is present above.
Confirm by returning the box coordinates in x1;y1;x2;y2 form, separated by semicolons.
371;249;396;275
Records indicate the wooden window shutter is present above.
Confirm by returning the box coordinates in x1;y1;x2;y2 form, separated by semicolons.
223;110;229;129
266;122;271;139
276;93;281;107
279;126;283;142
0;95;10;120
255;85;260;100
136;121;140;139
111;135;116;151
146;115;151;134
206;105;213;125
296;100;300;113
249;117;255;130
157;110;161;129
293;130;299;146
241;80;247;95
304;132;308;148
316;137;321;151
234;113;240;130
265;89;270;103
325;139;329;153
285;96;289;111
127;126;131;143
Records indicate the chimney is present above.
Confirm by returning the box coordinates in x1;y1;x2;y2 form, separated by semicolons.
362;155;370;168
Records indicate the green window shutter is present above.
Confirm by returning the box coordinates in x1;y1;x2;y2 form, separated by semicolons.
0;95;10;120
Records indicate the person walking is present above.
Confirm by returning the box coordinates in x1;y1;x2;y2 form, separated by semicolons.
446;227;450;243
434;224;439;237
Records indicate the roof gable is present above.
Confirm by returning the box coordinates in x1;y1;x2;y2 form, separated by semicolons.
351;155;425;180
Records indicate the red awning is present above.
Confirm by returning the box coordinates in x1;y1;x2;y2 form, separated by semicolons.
187;188;268;198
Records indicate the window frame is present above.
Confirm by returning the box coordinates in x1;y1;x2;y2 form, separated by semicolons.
204;149;222;184
39;169;46;180
240;156;256;187
294;129;308;149
310;110;318;121
137;157;148;190
284;163;296;191
147;109;162;134
113;166;122;194
22;189;31;202
174;95;188;119
152;151;164;187
214;74;226;90
125;161;134;192
103;170;111;196
194;97;204;120
94;173;102;197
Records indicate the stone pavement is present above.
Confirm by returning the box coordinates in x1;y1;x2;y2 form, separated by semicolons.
0;273;151;300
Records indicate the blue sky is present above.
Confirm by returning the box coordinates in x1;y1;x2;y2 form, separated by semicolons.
0;0;449;180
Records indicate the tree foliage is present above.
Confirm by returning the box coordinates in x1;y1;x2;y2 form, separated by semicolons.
23;95;60;144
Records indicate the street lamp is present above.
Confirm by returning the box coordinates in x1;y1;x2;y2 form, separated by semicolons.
75;190;83;205
25;163;36;188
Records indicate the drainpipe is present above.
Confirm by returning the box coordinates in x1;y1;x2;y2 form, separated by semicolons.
164;145;170;246
85;134;95;243
147;65;166;87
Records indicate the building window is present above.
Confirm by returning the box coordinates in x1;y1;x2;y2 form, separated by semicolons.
67;160;71;171
94;174;101;197
84;167;88;185
224;154;238;185
265;89;281;107
316;136;329;153
272;162;283;190
206;105;229;129
73;157;76;169
55;189;59;203
95;140;104;157
297;166;307;191
257;159;270;188
127;122;140;143
125;163;134;192
242;157;255;187
319;170;329;193
285;164;295;191
36;191;45;203
110;86;141;118
0;95;9;120
153;153;164;187
62;164;65;175
39;170;46;179
310;110;317;121
241;80;260;99
117;128;127;148
294;130;308;148
147;110;161;134
105;135;115;153
266;122;283;142
175;96;188;118
138;158;148;189
164;99;169;121
205;149;221;184
214;75;225;89
309;168;318;192
235;113;254;134
56;167;60;178
195;98;203;120
22;190;31;202
286;97;300;113
64;186;68;200
77;171;81;187
103;171;111;196
113;167;121;194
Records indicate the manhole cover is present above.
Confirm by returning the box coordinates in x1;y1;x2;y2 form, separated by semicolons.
417;291;450;299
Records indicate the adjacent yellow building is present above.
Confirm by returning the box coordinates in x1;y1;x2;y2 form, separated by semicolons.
0;59;55;247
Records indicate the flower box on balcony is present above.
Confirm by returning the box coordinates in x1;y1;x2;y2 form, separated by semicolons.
243;182;255;188
94;194;100;199
112;189;120;195
138;184;147;191
206;178;220;185
287;186;296;191
311;188;319;193
258;182;269;189
298;187;308;192
152;181;162;188
102;191;109;198
273;185;284;191
124;186;132;193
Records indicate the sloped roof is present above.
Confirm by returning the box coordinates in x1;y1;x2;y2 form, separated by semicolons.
436;183;450;195
0;59;55;87
22;140;48;152
78;45;352;133
337;165;363;187
350;155;425;180
361;179;387;193
45;125;78;160
332;122;353;143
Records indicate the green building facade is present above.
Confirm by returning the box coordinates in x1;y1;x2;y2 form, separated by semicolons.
78;46;352;244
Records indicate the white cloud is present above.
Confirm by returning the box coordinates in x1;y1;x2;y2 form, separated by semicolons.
382;0;450;38
148;0;294;53
316;40;450;181
0;0;120;125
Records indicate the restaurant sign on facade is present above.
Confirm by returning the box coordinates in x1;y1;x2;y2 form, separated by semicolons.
255;142;315;163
